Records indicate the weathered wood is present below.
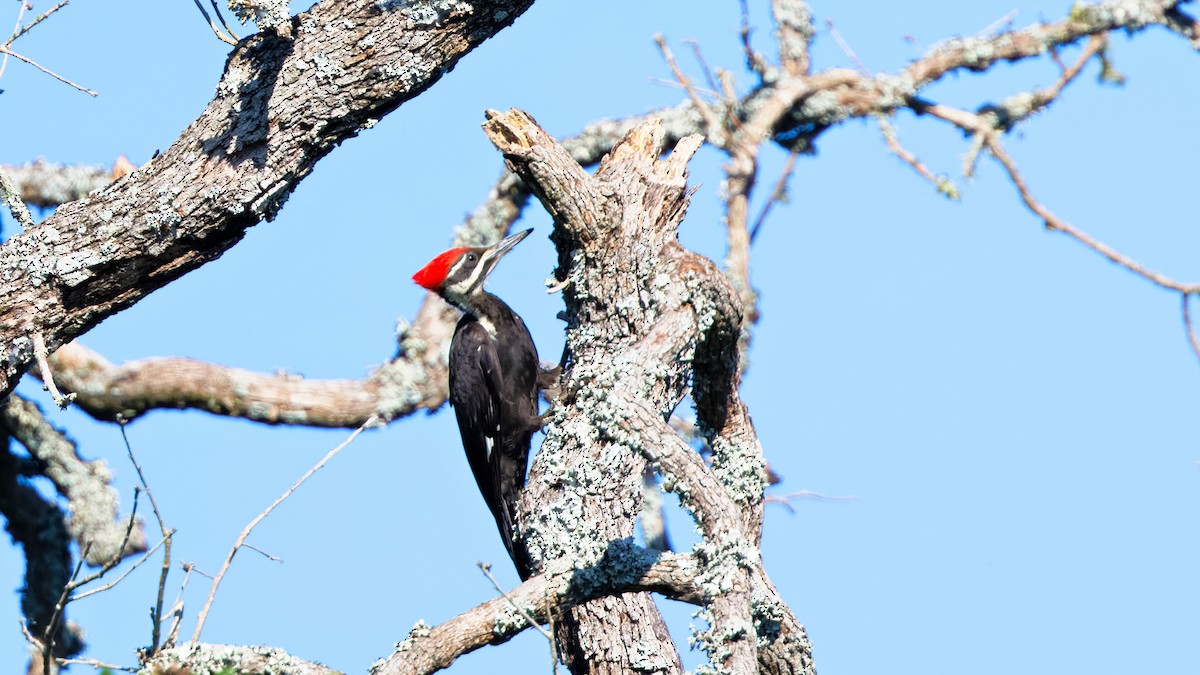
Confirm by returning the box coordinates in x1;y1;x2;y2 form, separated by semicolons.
0;0;534;402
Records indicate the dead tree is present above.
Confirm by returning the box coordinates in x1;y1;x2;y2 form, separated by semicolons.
1;0;1198;672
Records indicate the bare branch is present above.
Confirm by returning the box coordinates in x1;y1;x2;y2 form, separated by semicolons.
1;435;85;665
878;118;958;200
117;422;172;654
191;0;238;45
193;416;378;641
0;46;96;95
919;101;1200;363
826;19;870;76
771;0;815;76
145;643;337;675
0;164;35;229
43;542;90;675
982;113;1196;295
904;0;1194;89
69;529;170;602
31;332;74;409
737;0;770;75
487;108;696;673
655;34;726;147
749;148;800;242
0;0;537;403
0;159;120;208
1184;294;1200;364
477;562;554;642
0;394;146;564
374;550;700;675
45;335;453;427
4;0;68;48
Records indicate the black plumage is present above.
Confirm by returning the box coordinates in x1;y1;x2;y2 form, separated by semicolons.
412;228;540;578
448;296;540;577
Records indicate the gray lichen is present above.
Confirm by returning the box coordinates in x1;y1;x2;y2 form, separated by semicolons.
140;641;334;674
228;0;289;30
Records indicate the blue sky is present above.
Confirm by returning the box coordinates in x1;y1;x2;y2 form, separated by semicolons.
2;1;1198;673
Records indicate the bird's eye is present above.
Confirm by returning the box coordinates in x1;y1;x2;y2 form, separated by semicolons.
467;253;478;262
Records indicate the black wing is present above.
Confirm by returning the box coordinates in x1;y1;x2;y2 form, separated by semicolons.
448;319;507;546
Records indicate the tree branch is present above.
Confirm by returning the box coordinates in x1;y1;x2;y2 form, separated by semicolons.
0;0;535;402
487;108;693;674
373;548;699;675
0;393;146;565
16;2;1194;432
31;104;702;429
0;159;125;209
0;431;85;666
484;108;801;673
144;643;338;675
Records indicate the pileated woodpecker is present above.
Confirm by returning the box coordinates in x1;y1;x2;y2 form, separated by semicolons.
412;228;540;577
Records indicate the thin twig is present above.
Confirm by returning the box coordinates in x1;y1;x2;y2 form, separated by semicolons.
765;490;858;515
8;1;69;46
877;118;959;200
70;531;171;602
43;542;90;674
162;562;195;649
190;565;216;580
545;588;559;673
749;149;800;243
958;36;1105;177
55;653;134;667
65;489;143;591
736;0;768;75
243;543;283;562
655;34;726;147
826;19;871;76
922;101;1200;357
977;8;1020;36
646;76;722;98
209;0;241;42
1182;293;1200;363
683;39;720;93
0;0;28;80
477;562;554;642
192;415;379;641
0;47;96;95
984;132;1200;294
1025;35;1106;115
191;0;237;45
31;332;74;408
119;421;171;653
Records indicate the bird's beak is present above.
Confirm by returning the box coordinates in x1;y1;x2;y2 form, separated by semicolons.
480;228;533;272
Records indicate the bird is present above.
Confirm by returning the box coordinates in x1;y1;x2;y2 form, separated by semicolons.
412;228;541;577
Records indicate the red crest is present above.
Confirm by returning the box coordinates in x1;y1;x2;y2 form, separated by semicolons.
413;247;470;290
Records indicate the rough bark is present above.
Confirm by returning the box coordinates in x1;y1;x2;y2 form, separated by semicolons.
142;643;338;675
483;109;798;674
20;0;1194;434
4;1;1197;673
374;547;701;675
45;296;460;426
0;0;535;402
0;394;146;564
483;110;695;674
0;435;85;664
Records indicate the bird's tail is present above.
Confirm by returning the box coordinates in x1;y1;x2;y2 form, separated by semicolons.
491;431;534;579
